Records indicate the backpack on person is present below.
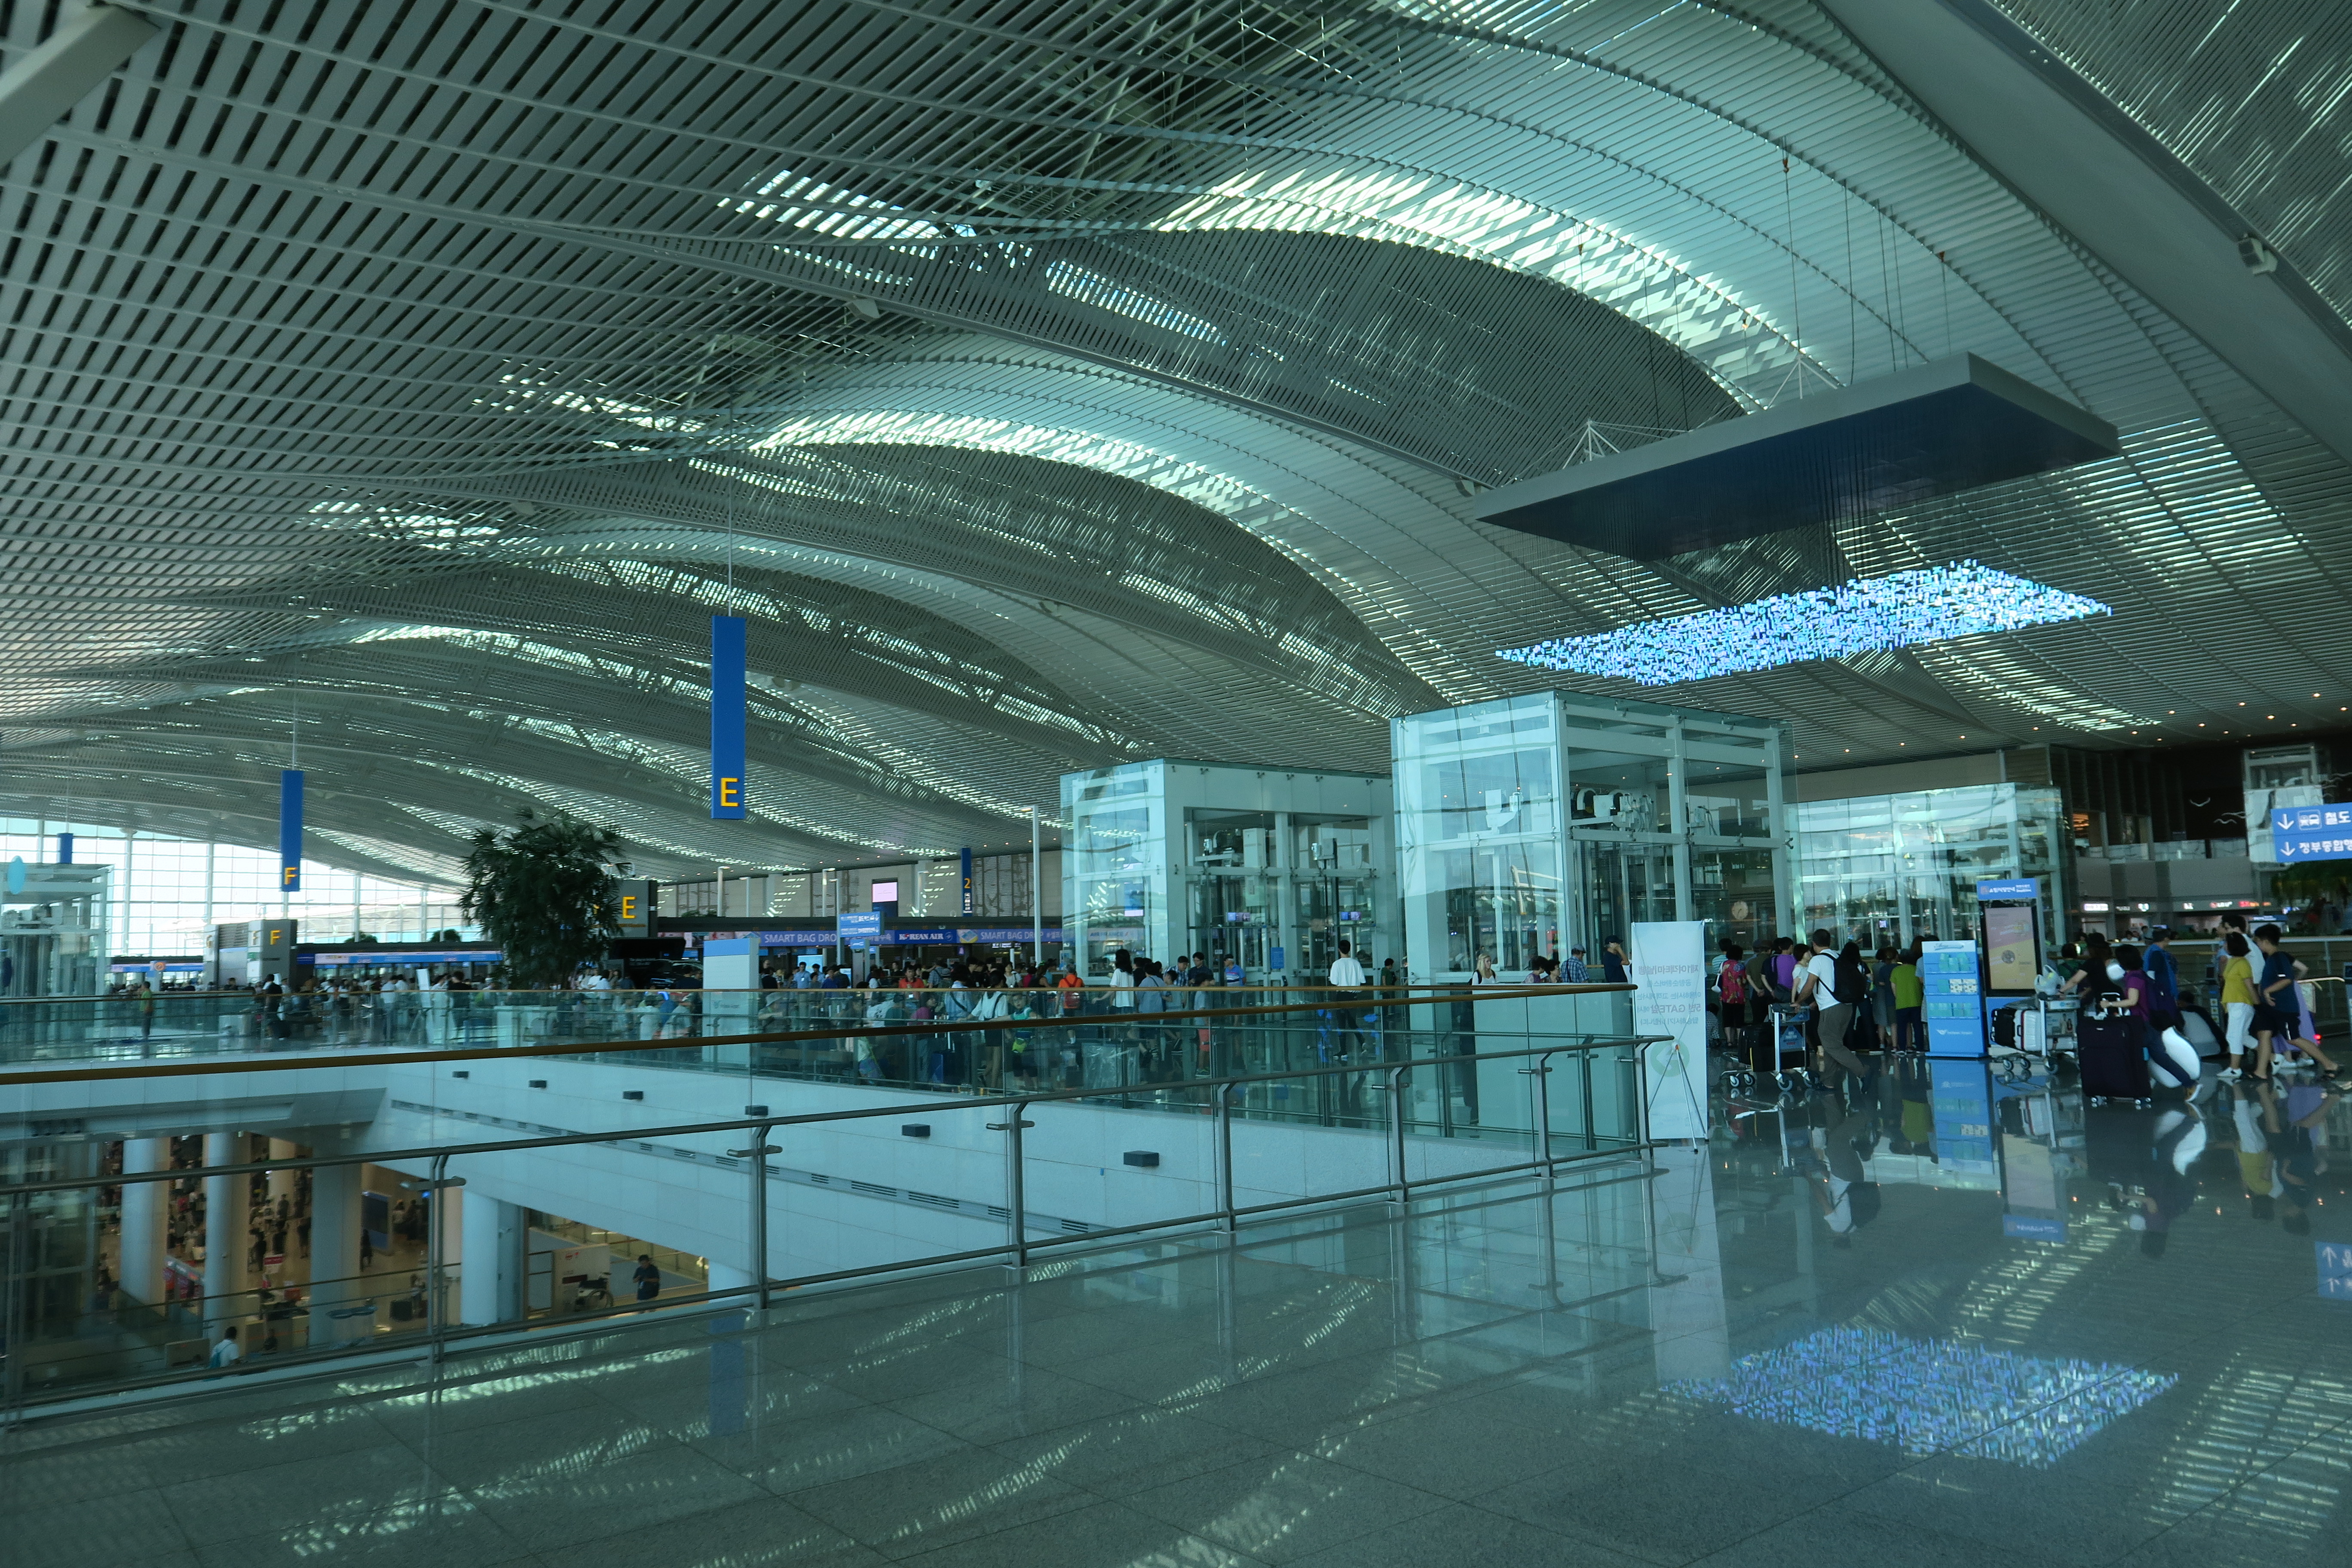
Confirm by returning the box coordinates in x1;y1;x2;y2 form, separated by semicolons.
1831;955;1869;1006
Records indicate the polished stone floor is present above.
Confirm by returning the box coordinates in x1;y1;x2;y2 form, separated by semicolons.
6;1063;2350;1568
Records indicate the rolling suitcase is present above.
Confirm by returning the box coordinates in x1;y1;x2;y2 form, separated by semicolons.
2148;1024;2201;1091
2076;1010;2151;1104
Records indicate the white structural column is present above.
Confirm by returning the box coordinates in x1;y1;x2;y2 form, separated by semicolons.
458;1192;523;1326
118;1136;167;1306
268;1138;298;1204
308;1158;367;1343
203;1132;248;1327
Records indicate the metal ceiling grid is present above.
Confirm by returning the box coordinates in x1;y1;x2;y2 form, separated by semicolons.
1991;0;2352;330
3;0;2349;882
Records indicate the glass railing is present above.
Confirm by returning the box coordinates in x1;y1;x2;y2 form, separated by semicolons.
0;986;1653;1414
0;982;1608;1076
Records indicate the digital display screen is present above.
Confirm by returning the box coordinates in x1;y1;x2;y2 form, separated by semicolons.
1983;903;2040;994
1669;1326;2174;1467
870;880;898;902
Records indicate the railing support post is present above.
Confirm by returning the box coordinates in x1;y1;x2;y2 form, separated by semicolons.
750;1123;773;1309
726;1126;782;1309
1216;1087;1237;1232
1388;1064;1411;1202
424;1155;462;1369
989;1104;1036;1269
1532;1051;1556;1174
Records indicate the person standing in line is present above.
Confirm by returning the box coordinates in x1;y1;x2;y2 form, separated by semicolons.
1716;943;1754;1072
1797;930;1871;1081
1328;938;1367;1060
1868;946;1897;1050
2216;931;2257;1080
1890;946;1923;1054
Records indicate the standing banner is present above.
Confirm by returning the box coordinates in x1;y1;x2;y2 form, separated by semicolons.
710;615;747;819
279;769;304;892
1629;920;1709;1141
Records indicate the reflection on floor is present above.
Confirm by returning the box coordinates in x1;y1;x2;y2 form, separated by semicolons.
5;1062;2349;1568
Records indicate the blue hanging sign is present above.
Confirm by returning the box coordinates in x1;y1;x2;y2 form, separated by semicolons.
711;615;747;820
1975;878;2039;901
279;769;304;892
56;831;73;864
5;856;23;894
836;911;883;939
2272;804;2352;863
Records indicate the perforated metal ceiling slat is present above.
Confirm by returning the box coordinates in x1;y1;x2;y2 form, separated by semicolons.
4;0;2350;875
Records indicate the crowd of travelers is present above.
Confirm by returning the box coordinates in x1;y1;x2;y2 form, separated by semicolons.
1709;914;2352;1095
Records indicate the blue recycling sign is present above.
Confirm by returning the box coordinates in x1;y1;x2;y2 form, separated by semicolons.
2272;805;2352;863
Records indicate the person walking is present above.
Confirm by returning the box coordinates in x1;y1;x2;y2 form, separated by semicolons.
207;1325;242;1370
632;1253;661;1303
2251;926;2352;1087
2216;931;2257;1080
2144;928;2182;1032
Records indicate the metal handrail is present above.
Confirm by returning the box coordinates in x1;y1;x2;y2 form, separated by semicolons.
0;1032;1659;1199
0;1029;1658;1417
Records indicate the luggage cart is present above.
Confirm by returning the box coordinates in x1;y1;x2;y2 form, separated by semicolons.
1716;1000;1816;1098
1776;1003;1826;1093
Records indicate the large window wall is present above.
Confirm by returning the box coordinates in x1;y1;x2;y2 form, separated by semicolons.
1793;785;2064;949
0;819;469;958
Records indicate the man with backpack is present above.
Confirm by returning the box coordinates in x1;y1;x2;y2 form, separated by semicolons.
1796;930;1872;1080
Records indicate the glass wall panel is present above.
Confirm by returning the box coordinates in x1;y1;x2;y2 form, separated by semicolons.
1795;784;2064;949
1395;693;1787;977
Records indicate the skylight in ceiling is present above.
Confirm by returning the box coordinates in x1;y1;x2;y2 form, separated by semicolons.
1043;260;1227;344
1497;562;2110;685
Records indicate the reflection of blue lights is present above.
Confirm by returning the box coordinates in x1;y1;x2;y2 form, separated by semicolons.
1669;1327;2174;1467
1497;562;2110;685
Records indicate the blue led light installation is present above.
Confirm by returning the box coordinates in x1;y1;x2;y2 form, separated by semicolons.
1669;1327;2175;1468
1497;561;2110;686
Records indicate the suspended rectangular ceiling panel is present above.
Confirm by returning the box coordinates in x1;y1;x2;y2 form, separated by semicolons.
1473;354;2120;560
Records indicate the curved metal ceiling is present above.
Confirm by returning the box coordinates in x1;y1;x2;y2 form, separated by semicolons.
3;0;2349;878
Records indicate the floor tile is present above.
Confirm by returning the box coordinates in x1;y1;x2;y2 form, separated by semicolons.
786;1442;1097;1559
9;1487;190;1565
856;1497;1264;1568
161;1443;448;1549
698;1402;971;1494
1280;1501;1646;1568
456;1439;768;1550
1122;1449;1451;1564
986;1408;1275;1499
